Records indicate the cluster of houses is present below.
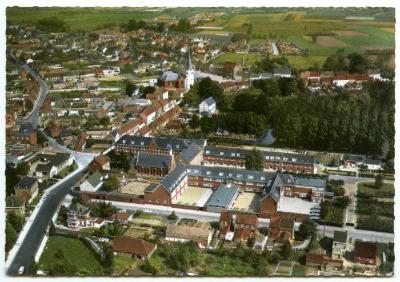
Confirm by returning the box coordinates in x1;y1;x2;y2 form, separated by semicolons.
306;231;383;275
300;70;387;91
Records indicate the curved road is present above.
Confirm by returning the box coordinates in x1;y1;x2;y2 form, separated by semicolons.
7;53;97;275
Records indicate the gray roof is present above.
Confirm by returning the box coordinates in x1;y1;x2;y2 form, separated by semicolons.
261;173;285;202
39;153;71;167
135;153;171;169
179;143;201;163
202;97;216;106
15;176;38;190
204;146;315;165
36;163;55;173
16;123;35;137
292;177;326;190
144;183;160;193
86;172;103;188
116;135;206;152
159;164;187;193
273;67;291;76
206;184;239;209
158;70;179;81
186;165;275;185
333;230;347;243
342;154;365;163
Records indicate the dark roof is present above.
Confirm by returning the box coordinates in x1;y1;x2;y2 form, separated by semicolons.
354;241;377;259
35;164;55;173
206;184;239;209
201;97;216;106
134;153;171;169
186;165;275;185
116;135;206;152
112;236;156;256
15;176;38;190
204;146;315;164
179;143;201;163
86;172;103;188
159;164;187;193
158;70;179;81
39;153;71;167
292;177;326;190
16;123;35;136
144;183;160;193
333;231;347;243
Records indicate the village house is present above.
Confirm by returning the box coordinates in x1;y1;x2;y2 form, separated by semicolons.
80;172;105;193
235;214;259;242
354;241;380;273
112;236;157;260
306;252;343;272
14;176;39;204
111;212;132;225
157;70;184;89
268;215;295;241
165;224;213;248
199;97;217;116
11;123;37;146
89;154;111;172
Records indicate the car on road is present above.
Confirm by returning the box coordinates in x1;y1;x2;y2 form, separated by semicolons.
18;266;24;275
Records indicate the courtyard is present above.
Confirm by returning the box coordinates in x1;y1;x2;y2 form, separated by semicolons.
232;192;260;213
176;186;213;207
119;180;151;195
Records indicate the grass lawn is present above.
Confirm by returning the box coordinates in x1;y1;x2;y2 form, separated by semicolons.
39;235;105;275
357;182;394;198
200;254;260;276
292;264;306;276
113;256;137;275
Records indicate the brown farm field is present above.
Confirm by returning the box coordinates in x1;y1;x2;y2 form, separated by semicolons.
316;36;349;47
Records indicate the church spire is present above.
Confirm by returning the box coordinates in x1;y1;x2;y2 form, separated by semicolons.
187;48;192;70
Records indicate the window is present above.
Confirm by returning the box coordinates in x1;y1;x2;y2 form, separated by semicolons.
220;152;224;155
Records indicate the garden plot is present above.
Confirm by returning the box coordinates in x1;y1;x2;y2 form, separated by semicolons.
316;36;349;47
274;261;294;276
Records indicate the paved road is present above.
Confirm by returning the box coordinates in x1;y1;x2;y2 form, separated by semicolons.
7;169;86;275
317;225;394;243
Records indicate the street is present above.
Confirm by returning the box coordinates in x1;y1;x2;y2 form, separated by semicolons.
7;169;87;275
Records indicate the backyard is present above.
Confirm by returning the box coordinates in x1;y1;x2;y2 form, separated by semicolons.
39;235;106;276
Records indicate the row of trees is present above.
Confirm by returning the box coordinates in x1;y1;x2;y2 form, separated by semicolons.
322;49;371;73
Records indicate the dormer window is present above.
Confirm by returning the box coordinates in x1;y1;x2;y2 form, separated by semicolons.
206;150;210;154
265;156;269;160
220;152;224;155
292;158;297;162
141;142;144;145
206;171;211;175
248;175;254;180
219;172;224;176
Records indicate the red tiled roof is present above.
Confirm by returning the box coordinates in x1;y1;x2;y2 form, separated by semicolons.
354;241;377;260
236;214;258;226
112;236;156;256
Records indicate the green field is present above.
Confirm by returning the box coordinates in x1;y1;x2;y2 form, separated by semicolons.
39;235;105;275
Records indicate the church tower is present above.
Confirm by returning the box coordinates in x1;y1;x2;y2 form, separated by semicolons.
184;49;195;91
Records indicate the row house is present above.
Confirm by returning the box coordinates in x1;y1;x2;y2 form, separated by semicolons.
203;146;315;174
132;152;175;177
219;212;259;242
10;123;37;146
185;165;276;192
115;135;206;156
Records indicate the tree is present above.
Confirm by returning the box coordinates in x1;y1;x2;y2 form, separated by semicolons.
125;81;137;96
28;257;38;276
6;165;20;196
141;259;159;275
347;53;370;73
279;240;292;260
103;245;114;268
245;149;264;171
7;212;25;233
167;211;178;222
375;174;384;188
90;202;115;218
295;219;316;241
5;222;17;252
102;176;120;191
15;162;30;176
198;77;224;103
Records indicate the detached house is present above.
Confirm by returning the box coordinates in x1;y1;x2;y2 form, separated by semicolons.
199;97;217;116
14;176;39;203
80;172;105;192
354;241;380;272
112;236;157;260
